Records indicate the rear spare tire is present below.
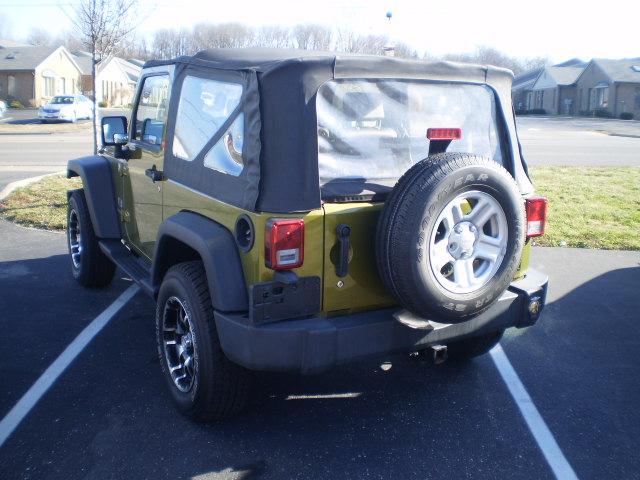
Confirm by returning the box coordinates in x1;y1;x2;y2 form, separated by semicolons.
376;153;525;322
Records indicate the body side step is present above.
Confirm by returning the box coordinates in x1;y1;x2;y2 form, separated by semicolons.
99;239;155;297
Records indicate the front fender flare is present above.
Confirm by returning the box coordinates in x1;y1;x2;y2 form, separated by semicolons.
67;155;120;238
152;212;249;313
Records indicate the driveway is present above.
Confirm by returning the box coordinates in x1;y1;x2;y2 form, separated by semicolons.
0;216;638;479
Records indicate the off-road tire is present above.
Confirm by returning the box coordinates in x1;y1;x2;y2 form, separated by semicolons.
156;261;250;422
376;153;525;322
67;190;116;287
446;329;504;360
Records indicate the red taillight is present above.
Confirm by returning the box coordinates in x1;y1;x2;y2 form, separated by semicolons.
265;219;304;270
525;196;547;238
427;128;462;140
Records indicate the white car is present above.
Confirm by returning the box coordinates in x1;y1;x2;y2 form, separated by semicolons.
38;95;93;123
0;99;6;117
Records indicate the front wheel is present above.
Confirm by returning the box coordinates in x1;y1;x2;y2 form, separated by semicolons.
156;261;250;421
67;190;116;287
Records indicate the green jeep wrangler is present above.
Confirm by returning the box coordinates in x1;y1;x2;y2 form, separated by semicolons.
67;48;548;421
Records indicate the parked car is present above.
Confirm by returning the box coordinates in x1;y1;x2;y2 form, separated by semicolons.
0;99;6;117
66;49;548;421
38;95;93;123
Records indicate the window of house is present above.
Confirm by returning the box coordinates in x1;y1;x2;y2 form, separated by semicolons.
134;74;170;145
595;86;608;108
172;75;243;162
43;75;55;97
61;77;66;94
7;75;15;96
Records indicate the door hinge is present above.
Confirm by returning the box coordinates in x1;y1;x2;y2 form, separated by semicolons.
118;162;129;177
120;209;131;222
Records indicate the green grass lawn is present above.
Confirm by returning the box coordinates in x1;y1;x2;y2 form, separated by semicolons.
1;168;638;250
0;175;81;230
529;166;640;250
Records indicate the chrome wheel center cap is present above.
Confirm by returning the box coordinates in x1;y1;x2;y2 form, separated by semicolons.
448;221;478;259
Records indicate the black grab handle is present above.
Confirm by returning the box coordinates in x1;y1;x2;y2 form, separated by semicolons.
335;224;351;278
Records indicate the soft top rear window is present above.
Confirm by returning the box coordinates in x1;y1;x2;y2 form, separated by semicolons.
317;80;503;200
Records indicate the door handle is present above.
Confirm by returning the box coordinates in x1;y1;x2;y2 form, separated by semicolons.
335;224;351;278
145;167;164;182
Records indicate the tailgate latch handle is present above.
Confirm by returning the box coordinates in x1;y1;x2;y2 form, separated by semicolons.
335;224;351;278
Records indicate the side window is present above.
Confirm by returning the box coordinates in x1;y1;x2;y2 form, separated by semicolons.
134;75;170;146
172;76;242;161
203;113;245;177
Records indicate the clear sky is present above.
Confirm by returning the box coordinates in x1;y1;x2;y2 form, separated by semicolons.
0;0;638;62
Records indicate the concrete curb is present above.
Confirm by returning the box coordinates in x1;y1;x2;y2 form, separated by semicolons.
0;171;66;202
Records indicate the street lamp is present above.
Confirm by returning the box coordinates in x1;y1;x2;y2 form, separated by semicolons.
383;11;394;56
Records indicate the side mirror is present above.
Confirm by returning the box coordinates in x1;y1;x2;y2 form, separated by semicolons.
101;116;128;146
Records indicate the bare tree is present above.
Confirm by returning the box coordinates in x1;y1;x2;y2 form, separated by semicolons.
442;46;551;75
292;24;332;50
55;31;85;52
67;0;139;153
27;28;53;46
393;42;419;59
255;26;292;48
336;30;387;55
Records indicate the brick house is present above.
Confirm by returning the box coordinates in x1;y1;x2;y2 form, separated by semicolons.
0;45;83;107
575;58;640;118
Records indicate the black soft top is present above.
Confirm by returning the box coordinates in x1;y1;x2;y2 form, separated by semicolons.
145;49;532;213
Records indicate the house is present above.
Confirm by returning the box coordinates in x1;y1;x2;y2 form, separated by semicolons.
530;66;584;115
512;58;586;114
72;51;141;106
512;67;543;112
575;58;640;118
0;45;83;106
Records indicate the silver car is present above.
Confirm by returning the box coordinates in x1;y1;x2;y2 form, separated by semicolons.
38;95;93;123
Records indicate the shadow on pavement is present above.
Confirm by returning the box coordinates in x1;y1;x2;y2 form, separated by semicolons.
502;264;640;480
2;256;638;479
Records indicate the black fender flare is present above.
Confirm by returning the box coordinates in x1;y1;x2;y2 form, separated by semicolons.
152;211;249;313
67;155;121;239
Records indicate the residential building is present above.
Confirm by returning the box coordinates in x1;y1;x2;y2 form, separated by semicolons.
575;58;640;117
512;58;586;114
512;67;543;111
530;66;584;115
0;45;82;106
72;51;141;106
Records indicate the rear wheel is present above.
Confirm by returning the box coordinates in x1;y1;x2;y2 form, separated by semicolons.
156;261;250;421
67;190;116;287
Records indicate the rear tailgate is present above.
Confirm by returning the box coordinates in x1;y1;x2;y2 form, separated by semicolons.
322;202;395;315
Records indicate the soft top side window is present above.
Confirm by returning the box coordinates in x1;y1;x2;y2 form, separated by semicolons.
172;75;243;162
134;74;170;146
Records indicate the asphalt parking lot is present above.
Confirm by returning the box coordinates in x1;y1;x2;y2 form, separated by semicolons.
0;217;639;479
0;115;639;479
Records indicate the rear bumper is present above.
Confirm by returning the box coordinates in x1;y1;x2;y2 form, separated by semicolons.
215;269;548;373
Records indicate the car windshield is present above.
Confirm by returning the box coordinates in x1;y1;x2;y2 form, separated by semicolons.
317;80;504;194
50;96;74;104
